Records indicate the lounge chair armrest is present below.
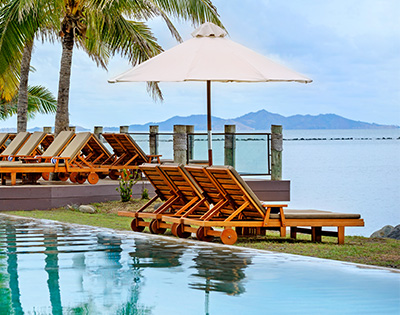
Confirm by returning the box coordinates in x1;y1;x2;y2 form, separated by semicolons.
148;154;162;163
262;204;288;208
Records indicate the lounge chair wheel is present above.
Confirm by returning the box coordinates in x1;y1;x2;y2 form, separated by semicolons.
149;219;167;234
76;173;87;184
130;218;145;232
58;172;69;181
87;172;99;185
220;228;238;245
109;170;120;180
98;173;107;179
196;227;214;242
175;224;191;238
171;223;179;236
42;172;50;181
70;172;78;183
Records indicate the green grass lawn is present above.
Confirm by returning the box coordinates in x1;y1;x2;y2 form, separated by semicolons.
4;199;399;269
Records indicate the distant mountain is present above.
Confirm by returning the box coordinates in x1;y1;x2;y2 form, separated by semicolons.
126;110;398;131
1;110;397;132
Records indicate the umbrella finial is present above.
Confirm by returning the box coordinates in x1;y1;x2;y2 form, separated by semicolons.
191;22;227;38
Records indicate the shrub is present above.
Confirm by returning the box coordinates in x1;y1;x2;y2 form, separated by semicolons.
116;169;140;202
141;188;149;200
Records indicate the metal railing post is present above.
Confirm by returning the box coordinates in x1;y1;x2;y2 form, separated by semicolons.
186;125;194;163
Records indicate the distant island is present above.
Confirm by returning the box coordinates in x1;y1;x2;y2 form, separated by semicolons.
102;110;399;132
1;110;398;132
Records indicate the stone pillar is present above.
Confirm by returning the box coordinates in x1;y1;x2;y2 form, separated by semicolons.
173;125;187;164
120;126;129;134
271;125;283;180
43;127;52;134
68;126;76;132
224;125;236;167
186;125;194;162
94;126;103;139
149;125;159;156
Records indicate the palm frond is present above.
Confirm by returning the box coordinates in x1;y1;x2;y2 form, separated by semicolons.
147;0;223;27
0;84;56;120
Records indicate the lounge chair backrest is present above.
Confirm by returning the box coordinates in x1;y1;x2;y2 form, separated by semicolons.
1;132;30;155
81;135;111;163
42;131;74;157
159;163;205;203
59;132;91;159
124;133;148;160
184;164;223;205
206;165;266;216
139;163;175;201
0;133;8;147
103;133;148;163
16;132;45;156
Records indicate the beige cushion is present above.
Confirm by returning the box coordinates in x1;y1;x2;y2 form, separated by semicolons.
1;132;30;155
0;161;60;168
16;132;45;156
270;209;361;219
0;133;8;146
59;132;91;159
42;131;74;157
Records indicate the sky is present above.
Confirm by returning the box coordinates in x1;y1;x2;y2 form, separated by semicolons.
1;0;399;129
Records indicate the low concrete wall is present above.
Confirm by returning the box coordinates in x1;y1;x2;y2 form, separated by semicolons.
0;181;154;211
0;179;289;211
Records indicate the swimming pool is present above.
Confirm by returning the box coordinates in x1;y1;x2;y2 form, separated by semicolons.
0;215;399;314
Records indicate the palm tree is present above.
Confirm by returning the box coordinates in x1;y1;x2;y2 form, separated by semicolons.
0;85;57;121
0;0;58;131
0;0;223;135
53;0;223;135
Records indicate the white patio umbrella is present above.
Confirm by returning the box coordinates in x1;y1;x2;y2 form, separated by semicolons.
109;22;312;165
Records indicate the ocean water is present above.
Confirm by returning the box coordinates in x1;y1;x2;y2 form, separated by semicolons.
131;129;400;237
282;129;400;237
0;216;399;315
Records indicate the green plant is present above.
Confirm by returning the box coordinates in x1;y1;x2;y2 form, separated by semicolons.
141;188;149;200
116;169;140;202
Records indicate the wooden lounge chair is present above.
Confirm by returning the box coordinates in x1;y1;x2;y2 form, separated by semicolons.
102;133;161;179
118;163;209;235
0;131;74;184
2;132;49;161
0;132;110;185
171;165;364;245
0;133;10;152
0;132;30;160
0;133;17;153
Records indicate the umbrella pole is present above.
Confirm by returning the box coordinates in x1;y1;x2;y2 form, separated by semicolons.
207;80;213;166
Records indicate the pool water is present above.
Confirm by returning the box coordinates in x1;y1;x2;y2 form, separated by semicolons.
0;215;399;314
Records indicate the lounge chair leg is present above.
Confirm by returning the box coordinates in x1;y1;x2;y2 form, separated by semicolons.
11;173;16;185
311;227;322;242
338;226;345;245
280;227;286;237
290;227;297;239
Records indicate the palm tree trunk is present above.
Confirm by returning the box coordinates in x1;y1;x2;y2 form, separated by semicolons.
55;32;74;135
17;40;34;133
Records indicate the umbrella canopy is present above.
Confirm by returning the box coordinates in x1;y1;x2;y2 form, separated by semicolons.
109;22;312;165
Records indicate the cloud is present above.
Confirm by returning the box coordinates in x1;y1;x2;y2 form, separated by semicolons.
1;0;399;129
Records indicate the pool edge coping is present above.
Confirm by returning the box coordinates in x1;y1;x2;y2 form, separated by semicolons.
1;212;399;274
